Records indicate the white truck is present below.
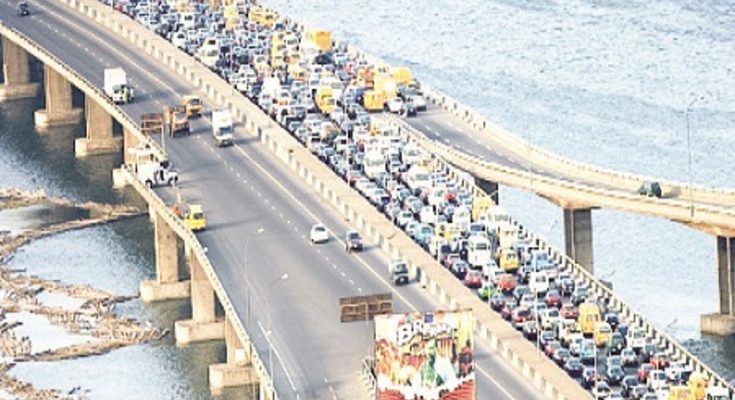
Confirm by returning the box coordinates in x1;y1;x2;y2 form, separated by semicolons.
104;68;134;104
127;146;178;187
211;109;234;147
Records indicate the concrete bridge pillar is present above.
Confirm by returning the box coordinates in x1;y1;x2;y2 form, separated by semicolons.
477;178;499;204
123;128;142;166
209;314;258;392
174;250;224;345
564;208;594;274
75;96;122;157
140;212;190;302
701;236;735;335
34;65;82;127
0;36;39;101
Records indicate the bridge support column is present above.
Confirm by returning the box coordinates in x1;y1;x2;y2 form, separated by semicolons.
209;314;258;392
701;236;735;335
140;212;190;302
75;97;122;157
0;37;39;101
477;178;499;204
34;65;82;128
175;249;224;345
564;208;594;274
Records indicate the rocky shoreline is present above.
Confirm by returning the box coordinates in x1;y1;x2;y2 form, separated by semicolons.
0;188;165;399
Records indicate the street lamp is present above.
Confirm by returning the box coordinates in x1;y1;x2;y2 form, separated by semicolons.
685;96;703;219
244;227;266;323
267;272;289;387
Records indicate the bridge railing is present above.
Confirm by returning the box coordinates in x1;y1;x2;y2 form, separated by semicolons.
120;167;278;399
0;22;165;163
334;35;735;207
394;119;734;396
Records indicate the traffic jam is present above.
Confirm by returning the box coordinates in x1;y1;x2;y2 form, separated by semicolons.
104;1;730;399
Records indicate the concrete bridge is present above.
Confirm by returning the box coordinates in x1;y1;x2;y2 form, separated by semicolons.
0;0;579;399
0;0;732;399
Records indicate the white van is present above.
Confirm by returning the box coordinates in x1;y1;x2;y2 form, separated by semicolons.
497;222;519;249
529;271;549;296
363;151;386;179
467;236;492;269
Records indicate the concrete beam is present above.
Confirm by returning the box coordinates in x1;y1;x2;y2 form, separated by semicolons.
75;96;121;157
477;178;499;204
702;236;735;335
564;208;594;274
0;36;38;101
140;280;190;302
34;65;82;128
175;252;224;345
209;315;258;392
155;212;179;283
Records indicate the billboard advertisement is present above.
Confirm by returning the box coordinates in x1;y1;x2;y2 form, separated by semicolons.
374;310;474;400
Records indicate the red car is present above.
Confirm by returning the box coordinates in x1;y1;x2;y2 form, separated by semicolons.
497;274;517;293
651;353;670;370
560;304;579;320
637;363;653;383
464;270;483;288
544;289;563;308
511;307;533;329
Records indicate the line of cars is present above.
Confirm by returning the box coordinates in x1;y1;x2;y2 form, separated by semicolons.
102;1;731;399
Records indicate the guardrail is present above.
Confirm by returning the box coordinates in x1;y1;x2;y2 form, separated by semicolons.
395;119;735;396
58;1;593;398
384;115;735;233
337;41;735;208
121;167;279;399
0;22;165;163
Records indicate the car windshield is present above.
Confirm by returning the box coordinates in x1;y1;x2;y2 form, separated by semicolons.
347;232;360;240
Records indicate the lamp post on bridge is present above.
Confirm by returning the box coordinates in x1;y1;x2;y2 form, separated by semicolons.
267;272;289;389
685;96;703;219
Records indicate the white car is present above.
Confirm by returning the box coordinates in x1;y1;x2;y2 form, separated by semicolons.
310;224;329;244
385;97;404;113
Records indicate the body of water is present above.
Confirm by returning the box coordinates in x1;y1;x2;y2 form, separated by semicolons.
0;96;252;399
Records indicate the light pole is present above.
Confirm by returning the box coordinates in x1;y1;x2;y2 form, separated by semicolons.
685;96;703;219
243;226;265;324
267;272;289;386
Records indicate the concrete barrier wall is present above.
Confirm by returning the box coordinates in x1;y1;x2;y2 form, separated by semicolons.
386;116;735;234
394;123;735;395
339;43;735;207
0;22;164;163
121;167;278;399
57;1;594;398
1;13;279;400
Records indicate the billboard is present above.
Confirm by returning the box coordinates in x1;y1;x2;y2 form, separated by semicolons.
374;310;474;400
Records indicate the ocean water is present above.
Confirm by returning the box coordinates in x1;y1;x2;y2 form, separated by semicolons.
0;96;252;399
263;0;735;382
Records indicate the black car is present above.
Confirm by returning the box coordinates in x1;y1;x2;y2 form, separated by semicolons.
605;365;625;385
640;342;657;363
637;180;662;198
522;320;538;340
559;277;575;296
345;231;363;252
604;312;620;331
571;286;589;306
621;376;641;398
581;367;599;389
17;2;29;16
490;293;506;312
564;357;584;378
553;348;571;367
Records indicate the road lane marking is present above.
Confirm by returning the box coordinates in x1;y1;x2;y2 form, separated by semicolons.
257;321;298;393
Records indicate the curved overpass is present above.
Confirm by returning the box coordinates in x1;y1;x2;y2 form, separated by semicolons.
0;1;553;399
